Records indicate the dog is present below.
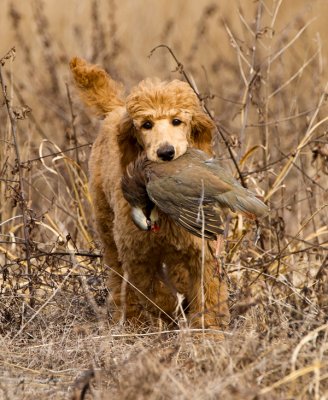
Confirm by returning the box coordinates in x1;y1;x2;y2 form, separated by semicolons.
70;57;229;329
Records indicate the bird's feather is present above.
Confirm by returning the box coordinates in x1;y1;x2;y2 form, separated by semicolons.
121;148;269;239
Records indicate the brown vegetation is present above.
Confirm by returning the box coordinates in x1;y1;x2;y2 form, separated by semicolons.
0;1;327;399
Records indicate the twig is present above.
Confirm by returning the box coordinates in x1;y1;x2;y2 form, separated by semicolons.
106;263;177;324
245;106;317;127
265;84;328;201
0;47;16;66
268;49;320;100
10;250;80;340
238;0;263;160
259;361;323;395
249;203;328;286
32;250;102;259
276;148;327;192
268;17;317;65
65;82;80;167
283;236;328;252
149;44;247;187
223;22;250;85
228;264;318;310
291;323;328;371
199;179;205;332
21;143;91;165
10;79;50;140
0;49;34;306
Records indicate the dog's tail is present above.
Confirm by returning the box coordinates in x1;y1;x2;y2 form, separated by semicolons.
69;57;125;117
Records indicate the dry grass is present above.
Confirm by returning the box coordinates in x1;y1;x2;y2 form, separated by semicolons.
0;0;328;399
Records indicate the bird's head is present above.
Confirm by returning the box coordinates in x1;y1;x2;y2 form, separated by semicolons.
131;206;160;233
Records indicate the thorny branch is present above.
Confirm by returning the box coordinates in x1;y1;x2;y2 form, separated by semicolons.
65;82;80;167
149;44;247;188
19;143;92;165
0;47;35;305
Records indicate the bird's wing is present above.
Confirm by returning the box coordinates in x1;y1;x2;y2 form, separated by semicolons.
177;205;224;240
176;150;268;217
203;160;269;217
146;176;224;240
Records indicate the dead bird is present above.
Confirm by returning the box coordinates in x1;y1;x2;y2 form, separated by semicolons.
121;148;269;240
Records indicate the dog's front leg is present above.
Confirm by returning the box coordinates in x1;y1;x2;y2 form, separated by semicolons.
187;255;230;331
112;259;178;326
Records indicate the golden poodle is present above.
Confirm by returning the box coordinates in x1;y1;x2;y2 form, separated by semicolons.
70;57;229;329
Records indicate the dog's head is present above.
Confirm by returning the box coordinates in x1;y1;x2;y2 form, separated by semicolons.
119;79;215;166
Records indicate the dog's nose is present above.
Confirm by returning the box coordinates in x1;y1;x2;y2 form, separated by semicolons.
157;145;175;161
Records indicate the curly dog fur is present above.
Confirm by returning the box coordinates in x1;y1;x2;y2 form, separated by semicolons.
70;57;229;329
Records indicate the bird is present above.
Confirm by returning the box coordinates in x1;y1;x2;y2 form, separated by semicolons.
121;148;269;241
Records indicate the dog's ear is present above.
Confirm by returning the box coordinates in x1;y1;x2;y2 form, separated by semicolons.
190;112;216;154
117;113;143;169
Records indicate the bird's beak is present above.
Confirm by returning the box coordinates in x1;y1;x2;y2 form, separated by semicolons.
149;208;160;232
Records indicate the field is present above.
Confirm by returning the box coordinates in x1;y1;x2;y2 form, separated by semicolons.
0;0;328;399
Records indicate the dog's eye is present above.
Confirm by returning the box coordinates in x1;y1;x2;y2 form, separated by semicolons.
142;121;153;130
172;118;182;126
